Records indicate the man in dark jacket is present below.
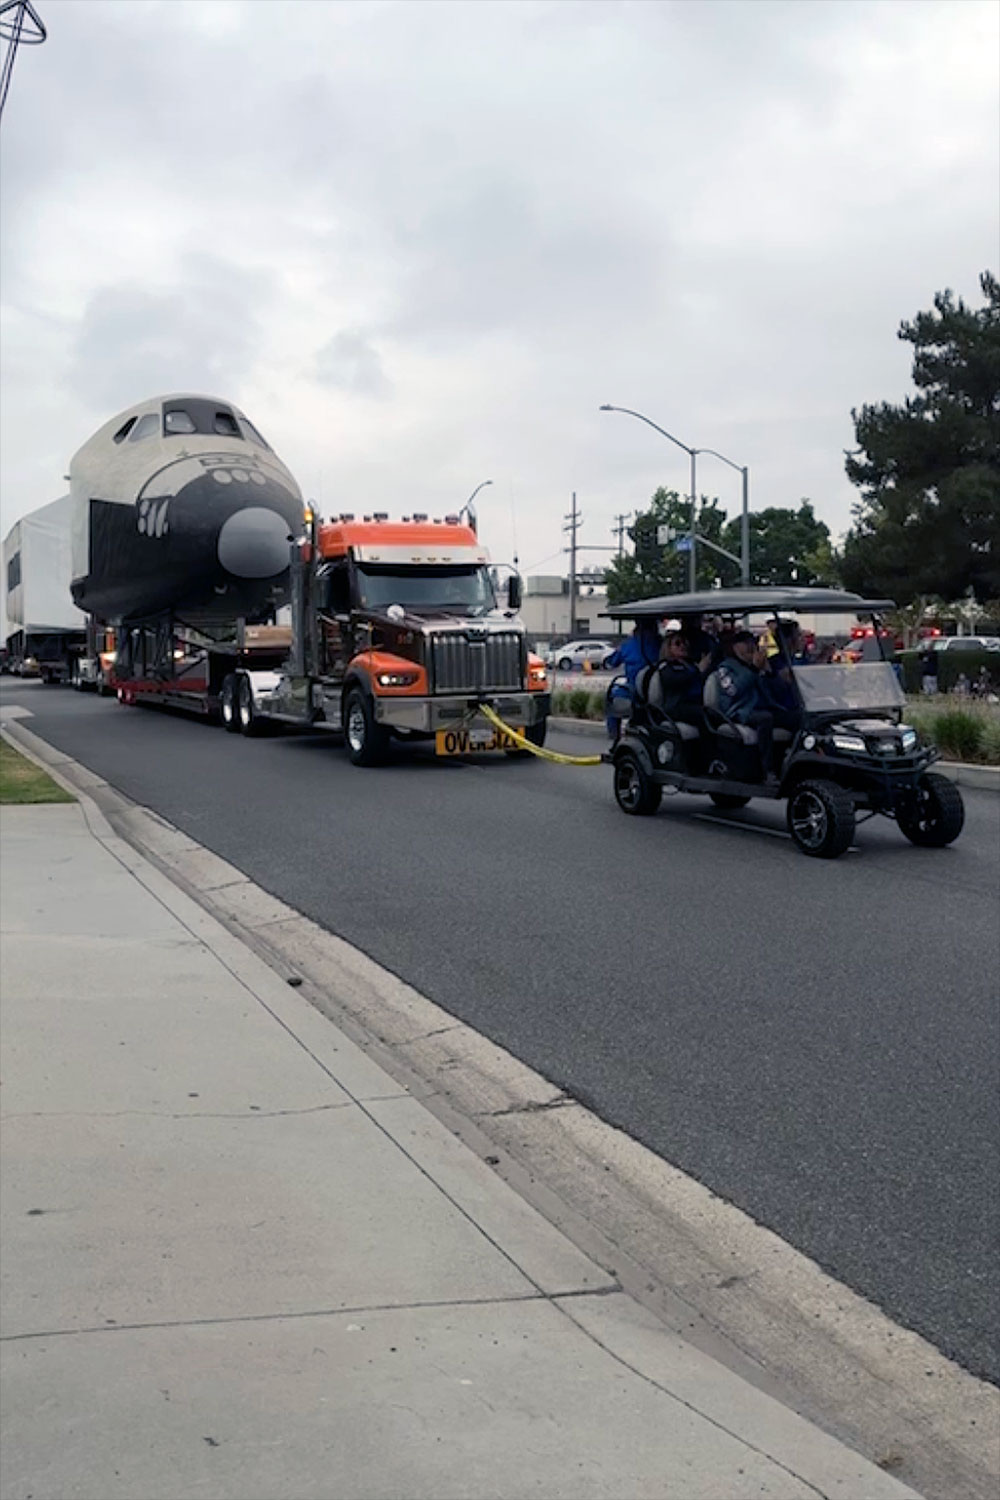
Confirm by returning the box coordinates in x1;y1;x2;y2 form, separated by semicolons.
712;630;800;776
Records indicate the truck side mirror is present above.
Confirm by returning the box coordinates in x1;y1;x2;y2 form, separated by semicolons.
506;574;522;611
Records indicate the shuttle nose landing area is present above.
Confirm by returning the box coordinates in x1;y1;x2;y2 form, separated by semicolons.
217;506;292;579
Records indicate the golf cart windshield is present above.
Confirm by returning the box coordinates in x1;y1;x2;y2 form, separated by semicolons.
792;662;905;713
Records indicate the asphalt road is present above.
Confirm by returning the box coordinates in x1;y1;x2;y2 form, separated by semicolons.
4;678;999;1383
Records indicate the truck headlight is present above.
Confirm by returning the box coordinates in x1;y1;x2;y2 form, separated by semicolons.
529;665;548;683
376;671;419;688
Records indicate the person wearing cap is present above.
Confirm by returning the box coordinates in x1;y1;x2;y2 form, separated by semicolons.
712;630;800;777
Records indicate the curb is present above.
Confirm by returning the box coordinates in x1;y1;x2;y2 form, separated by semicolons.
932;760;1000;791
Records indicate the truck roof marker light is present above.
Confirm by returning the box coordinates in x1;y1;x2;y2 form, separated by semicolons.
374;512;388;521
413;513;428;522
340;512;354;522
364;515;372;522
444;514;460;524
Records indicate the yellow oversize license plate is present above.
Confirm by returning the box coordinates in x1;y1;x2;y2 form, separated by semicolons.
436;725;520;755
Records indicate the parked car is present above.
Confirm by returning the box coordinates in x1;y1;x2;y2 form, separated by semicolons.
930;636;1000;651
546;639;617;671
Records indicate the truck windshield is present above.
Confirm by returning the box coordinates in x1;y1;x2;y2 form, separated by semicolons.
792;662;905;713
355;565;496;614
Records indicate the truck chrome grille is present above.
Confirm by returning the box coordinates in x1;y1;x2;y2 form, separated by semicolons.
430;630;523;694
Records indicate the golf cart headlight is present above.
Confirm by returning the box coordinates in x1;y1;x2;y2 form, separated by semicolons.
376;670;419;688
802;733;816;750
831;733;866;753
901;727;918;751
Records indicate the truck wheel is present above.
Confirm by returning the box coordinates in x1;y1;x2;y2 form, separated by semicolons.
237;676;265;737
505;719;547;757
221;675;240;733
710;792;751;810
344;688;390;766
613;751;662;816
896;772;964;847
787;779;855;858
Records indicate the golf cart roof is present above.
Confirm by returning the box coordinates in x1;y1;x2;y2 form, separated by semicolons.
603;586;896;620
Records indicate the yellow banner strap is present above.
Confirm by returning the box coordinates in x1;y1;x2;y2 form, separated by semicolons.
478;703;603;766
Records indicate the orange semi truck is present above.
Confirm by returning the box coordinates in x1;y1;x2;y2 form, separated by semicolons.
113;512;550;765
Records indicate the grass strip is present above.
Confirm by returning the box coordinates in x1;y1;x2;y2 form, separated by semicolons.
0;739;75;804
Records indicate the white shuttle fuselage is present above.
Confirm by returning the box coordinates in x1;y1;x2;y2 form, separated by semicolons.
69;394;304;623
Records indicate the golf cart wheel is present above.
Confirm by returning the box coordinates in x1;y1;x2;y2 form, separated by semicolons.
344;688;390;767
220;675;239;733
786;779;855;858
896;772;965;847
710;792;751;810
613;752;662;816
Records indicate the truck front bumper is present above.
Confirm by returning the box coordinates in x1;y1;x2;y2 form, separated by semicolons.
374;691;550;734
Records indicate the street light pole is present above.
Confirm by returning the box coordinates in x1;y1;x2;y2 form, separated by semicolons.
691;447;750;585
600;405;698;589
459;478;492;533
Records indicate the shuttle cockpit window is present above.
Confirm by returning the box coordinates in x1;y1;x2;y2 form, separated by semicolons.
164;409;196;435
240;419;271;450
113;416;137;443
129;413;161;442
213;412;241;437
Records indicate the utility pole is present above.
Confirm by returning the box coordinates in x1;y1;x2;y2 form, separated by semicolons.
563;492;580;635
612;511;632;558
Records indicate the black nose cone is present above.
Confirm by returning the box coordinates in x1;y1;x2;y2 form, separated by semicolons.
217;506;292;578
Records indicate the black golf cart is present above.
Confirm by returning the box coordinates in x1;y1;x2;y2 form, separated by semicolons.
604;587;964;859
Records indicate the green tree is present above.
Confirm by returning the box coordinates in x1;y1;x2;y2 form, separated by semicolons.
718;501;837;586
604;488;728;605
841;270;1000;604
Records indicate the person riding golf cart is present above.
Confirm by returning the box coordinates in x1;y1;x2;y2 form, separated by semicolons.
602;587;964;859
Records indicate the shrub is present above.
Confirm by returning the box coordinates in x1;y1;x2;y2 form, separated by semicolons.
980;720;1000;765
569;687;594;719
551;689;571;716
931;710;984;762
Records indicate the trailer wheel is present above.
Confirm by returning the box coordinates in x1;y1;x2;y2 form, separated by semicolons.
221;675;240;733
344;688;390;766
237;676;265;738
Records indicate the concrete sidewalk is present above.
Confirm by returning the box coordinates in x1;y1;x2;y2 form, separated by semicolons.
0;800;920;1500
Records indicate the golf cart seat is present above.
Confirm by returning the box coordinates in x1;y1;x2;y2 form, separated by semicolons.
635;666;700;739
702;672;794;745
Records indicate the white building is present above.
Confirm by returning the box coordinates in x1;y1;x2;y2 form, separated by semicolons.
519;570;620;643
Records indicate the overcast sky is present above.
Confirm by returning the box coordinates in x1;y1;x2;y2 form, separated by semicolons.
1;0;997;582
